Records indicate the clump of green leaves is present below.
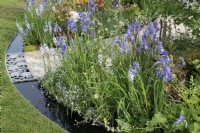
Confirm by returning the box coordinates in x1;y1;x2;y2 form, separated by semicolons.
24;45;37;52
179;76;200;133
193;59;200;72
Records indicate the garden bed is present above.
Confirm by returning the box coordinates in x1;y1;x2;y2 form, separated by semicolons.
13;0;200;132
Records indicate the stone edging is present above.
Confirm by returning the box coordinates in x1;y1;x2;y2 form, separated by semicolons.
5;34;36;83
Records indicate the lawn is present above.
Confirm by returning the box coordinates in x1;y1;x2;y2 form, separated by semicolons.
0;0;66;132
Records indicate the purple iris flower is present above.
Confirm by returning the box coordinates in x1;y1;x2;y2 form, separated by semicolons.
128;61;140;81
120;41;128;54
153;21;158;28
79;12;95;34
164;73;173;82
30;0;36;4
133;27;138;35
90;28;95;38
54;23;58;33
135;20;140;27
156;55;170;66
177;64;182;68
152;34;157;40
82;25;88;33
113;36;121;45
24;0;36;11
128;23;134;30
153;22;160;33
54;36;61;47
156;67;163;78
88;0;98;12
125;21;141;41
42;0;48;7
156;41;165;54
156;65;172;82
143;30;149;37
79;12;87;22
140;36;148;50
174;114;188;128
126;29;132;39
133;61;140;71
112;1;119;7
154;47;172;82
66;18;77;32
163;66;171;74
148;23;154;34
142;36;147;45
61;42;67;51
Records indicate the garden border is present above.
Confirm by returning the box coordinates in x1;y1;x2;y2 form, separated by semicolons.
5;33;116;133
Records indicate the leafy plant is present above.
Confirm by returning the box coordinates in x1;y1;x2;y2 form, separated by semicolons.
42;15;176;131
193;59;200;72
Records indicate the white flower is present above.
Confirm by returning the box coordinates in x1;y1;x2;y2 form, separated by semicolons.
25;20;31;30
98;49;103;65
105;58;112;68
43;24;48;32
69;11;80;22
119;21;125;27
179;57;186;66
16;22;24;34
48;21;52;34
106;18;111;22
39;4;44;15
128;68;135;81
35;8;40;16
40;42;50;54
52;6;55;11
94;94;98;99
53;37;57;44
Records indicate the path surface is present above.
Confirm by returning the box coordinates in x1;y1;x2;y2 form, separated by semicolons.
24;50;60;79
5;34;36;83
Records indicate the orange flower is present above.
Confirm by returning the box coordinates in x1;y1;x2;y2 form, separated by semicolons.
75;0;80;4
54;10;60;13
77;5;82;8
95;0;104;7
68;6;72;11
61;8;65;11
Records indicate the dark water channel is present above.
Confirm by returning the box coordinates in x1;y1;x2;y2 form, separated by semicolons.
7;34;112;133
15;81;112;133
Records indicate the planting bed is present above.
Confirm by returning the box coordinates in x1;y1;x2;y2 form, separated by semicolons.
9;0;200;132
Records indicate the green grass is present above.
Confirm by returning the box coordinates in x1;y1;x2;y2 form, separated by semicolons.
0;0;67;132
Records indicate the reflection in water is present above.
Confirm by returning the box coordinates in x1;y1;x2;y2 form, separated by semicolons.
15;81;112;133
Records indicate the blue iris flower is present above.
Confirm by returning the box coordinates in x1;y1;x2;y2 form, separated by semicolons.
112;1;119;7
66;18;77;32
128;61;140;81
61;42;67;51
88;0;98;12
174;114;188;128
113;36;121;46
79;12;95;34
120;41;128;54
